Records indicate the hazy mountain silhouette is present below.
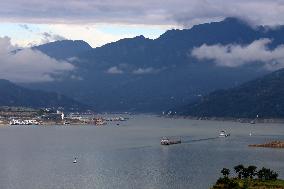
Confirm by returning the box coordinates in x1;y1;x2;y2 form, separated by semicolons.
23;17;284;112
0;79;88;111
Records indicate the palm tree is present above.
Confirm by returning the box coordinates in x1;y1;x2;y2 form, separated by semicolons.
234;164;244;179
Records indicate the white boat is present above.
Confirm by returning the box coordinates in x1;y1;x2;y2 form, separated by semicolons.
250;120;255;124
73;157;77;163
219;130;230;137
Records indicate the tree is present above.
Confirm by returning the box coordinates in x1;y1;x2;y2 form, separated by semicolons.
221;168;230;178
257;167;266;180
270;171;278;180
242;168;250;179
257;167;279;181
247;165;257;179
234;164;244;179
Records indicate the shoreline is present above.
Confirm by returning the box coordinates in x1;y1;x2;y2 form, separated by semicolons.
0;122;96;127
166;115;284;124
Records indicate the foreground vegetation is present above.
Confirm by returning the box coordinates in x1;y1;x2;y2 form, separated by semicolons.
212;165;284;189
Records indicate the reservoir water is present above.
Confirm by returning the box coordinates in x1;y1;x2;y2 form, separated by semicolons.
0;115;283;189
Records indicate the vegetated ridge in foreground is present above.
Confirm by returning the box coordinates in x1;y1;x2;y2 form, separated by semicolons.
212;165;284;189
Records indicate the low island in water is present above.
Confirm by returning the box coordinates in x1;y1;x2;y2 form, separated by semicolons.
249;141;284;148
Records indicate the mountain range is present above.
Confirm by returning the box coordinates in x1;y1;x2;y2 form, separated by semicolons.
13;17;284;113
0;79;88;111
178;68;284;118
34;40;92;60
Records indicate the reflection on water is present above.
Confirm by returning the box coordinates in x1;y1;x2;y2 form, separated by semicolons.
0;115;283;189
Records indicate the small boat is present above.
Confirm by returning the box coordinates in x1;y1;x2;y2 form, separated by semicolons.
161;137;181;145
219;130;230;137
73;157;77;163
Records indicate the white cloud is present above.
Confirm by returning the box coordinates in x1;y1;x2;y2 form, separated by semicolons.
48;24;131;48
106;66;124;74
191;38;284;70
132;67;160;75
0;36;74;83
67;57;80;62
41;32;66;44
1;23;167;48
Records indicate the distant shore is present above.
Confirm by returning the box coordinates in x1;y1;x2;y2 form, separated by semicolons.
166;115;284;124
0;122;90;127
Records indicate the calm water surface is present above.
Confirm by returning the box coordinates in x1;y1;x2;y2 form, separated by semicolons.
0;115;283;189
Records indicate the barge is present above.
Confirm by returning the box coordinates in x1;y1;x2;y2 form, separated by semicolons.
161;137;181;145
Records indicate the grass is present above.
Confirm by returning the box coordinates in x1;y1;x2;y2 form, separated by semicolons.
212;179;284;189
246;179;284;189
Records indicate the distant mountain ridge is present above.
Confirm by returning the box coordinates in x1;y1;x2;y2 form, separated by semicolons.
178;68;284;118
0;79;88;111
34;40;92;60
23;17;284;112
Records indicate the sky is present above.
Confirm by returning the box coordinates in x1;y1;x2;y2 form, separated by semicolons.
1;0;284;83
1;0;284;48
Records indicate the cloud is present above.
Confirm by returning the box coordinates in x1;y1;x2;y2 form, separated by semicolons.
67;57;80;62
106;66;124;74
132;67;160;75
48;24;133;48
0;36;74;83
191;38;284;70
19;24;32;32
1;1;284;27
106;66;163;75
41;32;66;43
